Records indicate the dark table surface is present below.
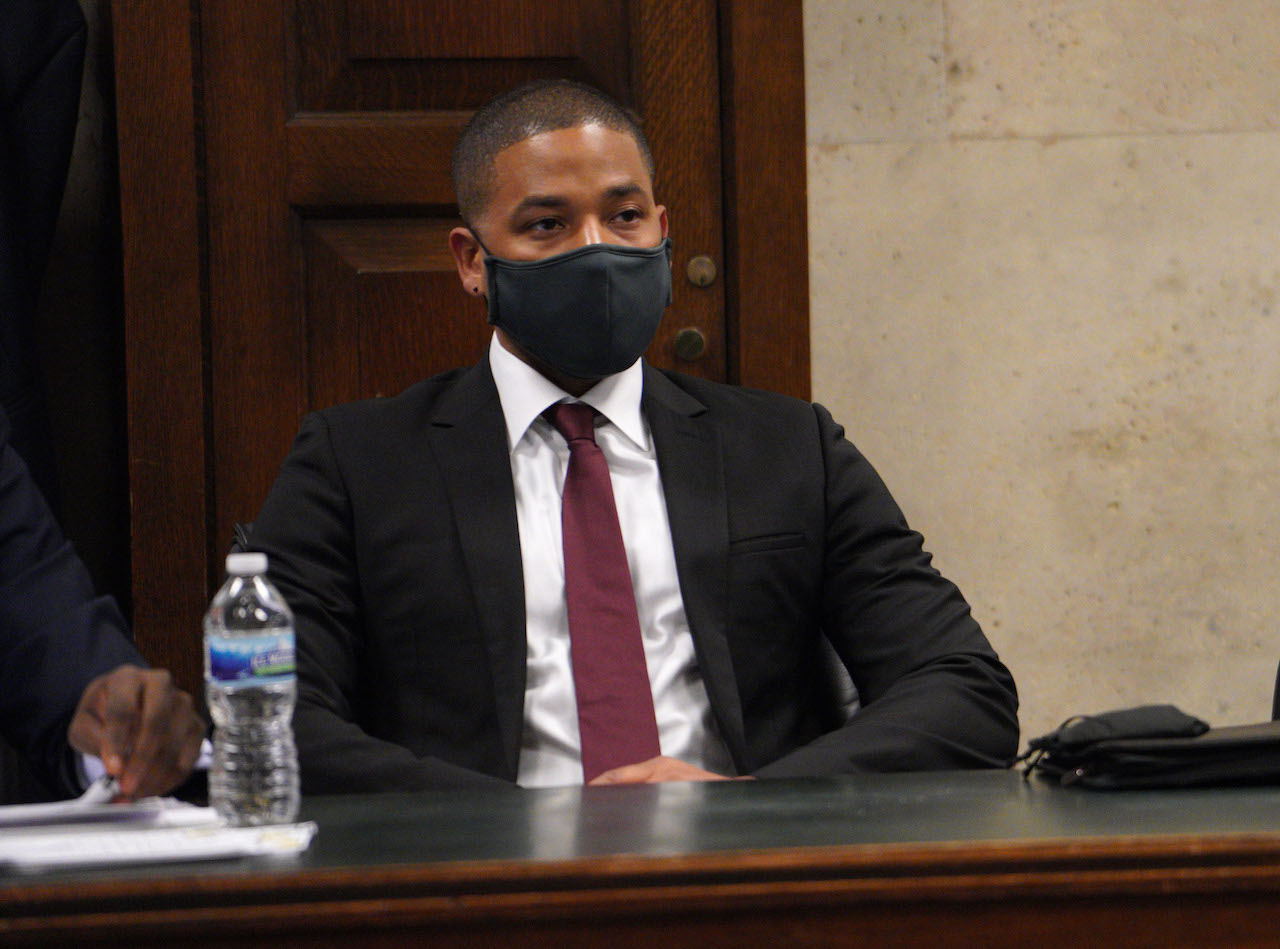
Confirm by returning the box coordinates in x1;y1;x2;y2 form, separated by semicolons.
301;769;1280;864
4;769;1279;890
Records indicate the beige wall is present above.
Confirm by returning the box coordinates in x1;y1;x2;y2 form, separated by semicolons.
805;0;1280;743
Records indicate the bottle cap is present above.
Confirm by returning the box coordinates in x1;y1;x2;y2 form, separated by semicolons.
225;552;268;576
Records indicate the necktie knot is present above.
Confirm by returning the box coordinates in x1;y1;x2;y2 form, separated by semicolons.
545;401;597;445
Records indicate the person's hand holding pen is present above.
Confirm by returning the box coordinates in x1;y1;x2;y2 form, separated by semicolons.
67;664;206;801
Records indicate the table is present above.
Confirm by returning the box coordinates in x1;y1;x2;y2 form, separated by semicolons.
3;770;1279;947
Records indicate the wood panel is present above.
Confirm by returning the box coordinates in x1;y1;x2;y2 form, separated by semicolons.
721;2;811;398
637;0;725;380
346;2;594;59
295;0;632;110
203;0;301;617
112;0;209;691
286;113;460;207
304;220;489;406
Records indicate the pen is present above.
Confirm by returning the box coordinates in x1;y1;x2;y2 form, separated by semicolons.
77;775;121;806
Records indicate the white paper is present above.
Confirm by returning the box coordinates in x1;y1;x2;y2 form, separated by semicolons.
0;821;317;873
0;785;316;873
0;792;218;829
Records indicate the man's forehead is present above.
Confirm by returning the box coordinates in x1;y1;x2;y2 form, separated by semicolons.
490;124;652;189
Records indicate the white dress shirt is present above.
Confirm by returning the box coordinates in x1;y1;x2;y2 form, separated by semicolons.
488;336;734;787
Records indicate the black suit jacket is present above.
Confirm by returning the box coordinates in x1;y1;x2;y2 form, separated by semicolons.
251;361;1019;791
0;0;86;495
0;408;142;797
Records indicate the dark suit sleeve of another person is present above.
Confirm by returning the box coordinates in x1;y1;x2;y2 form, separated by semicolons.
0;0;88;493
0;411;144;797
749;401;1019;777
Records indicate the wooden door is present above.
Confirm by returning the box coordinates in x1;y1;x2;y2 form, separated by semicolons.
113;0;809;691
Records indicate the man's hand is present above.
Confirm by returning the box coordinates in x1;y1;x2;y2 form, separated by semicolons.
67;664;205;800
588;755;740;785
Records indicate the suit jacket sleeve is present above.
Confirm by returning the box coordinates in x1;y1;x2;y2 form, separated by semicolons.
0;410;144;798
752;402;1019;777
251;411;511;792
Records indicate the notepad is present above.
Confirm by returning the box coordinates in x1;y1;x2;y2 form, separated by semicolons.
0;781;316;873
0;794;217;829
0;822;317;872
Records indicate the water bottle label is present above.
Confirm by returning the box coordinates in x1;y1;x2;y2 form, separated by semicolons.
206;631;296;685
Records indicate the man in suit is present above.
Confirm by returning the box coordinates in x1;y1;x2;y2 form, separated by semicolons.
251;80;1019;791
0;406;205;800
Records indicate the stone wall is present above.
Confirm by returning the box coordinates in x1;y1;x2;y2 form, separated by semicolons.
806;0;1280;741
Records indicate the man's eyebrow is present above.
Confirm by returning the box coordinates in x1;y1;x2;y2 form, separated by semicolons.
512;194;568;214
605;183;646;199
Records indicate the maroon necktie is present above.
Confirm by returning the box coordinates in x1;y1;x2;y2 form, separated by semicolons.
545;401;662;782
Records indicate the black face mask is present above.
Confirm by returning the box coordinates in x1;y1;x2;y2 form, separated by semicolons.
482;238;673;379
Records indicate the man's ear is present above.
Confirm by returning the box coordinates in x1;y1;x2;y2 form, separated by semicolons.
658;205;669;239
448;226;487;298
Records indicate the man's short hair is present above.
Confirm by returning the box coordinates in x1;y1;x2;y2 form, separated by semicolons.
452;79;656;227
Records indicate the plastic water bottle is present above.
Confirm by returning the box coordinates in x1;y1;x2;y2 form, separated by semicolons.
203;552;299;825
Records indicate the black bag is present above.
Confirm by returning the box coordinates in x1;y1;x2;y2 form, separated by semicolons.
1020;705;1280;789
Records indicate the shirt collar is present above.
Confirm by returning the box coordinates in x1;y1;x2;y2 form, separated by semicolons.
488;334;648;452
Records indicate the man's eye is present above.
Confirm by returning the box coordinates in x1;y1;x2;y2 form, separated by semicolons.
615;208;642;224
529;218;562;232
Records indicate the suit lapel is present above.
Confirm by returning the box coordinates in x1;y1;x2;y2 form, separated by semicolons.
423;361;526;779
642;366;747;767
